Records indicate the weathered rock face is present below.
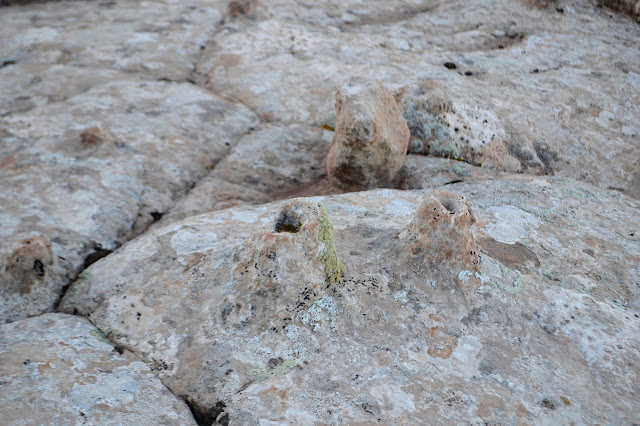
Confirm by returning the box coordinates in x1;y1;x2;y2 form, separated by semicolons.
327;77;410;190
0;313;196;425
198;0;640;193
395;79;456;156
61;177;640;424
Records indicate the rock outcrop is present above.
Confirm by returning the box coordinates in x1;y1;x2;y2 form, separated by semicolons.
59;177;640;424
402;190;479;283
1;0;640;424
327;77;410;190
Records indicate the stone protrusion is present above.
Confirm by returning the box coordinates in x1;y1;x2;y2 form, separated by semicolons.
395;80;457;156
404;190;479;281
3;237;54;294
327;77;410;191
227;201;345;331
79;126;106;146
267;201;345;284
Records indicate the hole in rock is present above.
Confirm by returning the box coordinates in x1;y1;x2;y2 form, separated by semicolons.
441;199;457;213
33;259;45;277
275;209;304;233
183;397;227;426
150;211;164;222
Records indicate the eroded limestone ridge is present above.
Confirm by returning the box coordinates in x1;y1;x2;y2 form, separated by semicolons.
327;77;410;191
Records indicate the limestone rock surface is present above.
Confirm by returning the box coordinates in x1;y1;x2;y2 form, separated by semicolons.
1;0;640;424
327;77;410;190
61;177;640;424
0;313;196;425
198;0;640;193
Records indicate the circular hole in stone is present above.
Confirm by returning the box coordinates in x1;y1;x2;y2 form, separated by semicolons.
441;199;456;214
274;206;305;233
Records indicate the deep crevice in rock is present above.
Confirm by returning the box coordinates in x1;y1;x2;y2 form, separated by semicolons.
83;246;113;269
183;397;228;426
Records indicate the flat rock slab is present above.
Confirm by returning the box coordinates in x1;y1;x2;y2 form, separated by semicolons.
0;313;196;425
0;0;227;81
61;177;640;424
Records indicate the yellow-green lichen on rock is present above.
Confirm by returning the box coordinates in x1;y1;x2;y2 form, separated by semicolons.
317;205;346;284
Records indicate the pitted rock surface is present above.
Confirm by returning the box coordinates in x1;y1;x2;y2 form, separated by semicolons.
61;177;640;424
1;0;640;423
403;190;480;282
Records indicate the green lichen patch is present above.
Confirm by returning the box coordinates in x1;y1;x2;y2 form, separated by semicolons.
451;162;470;177
90;328;111;343
317;205;346;284
429;137;461;159
248;359;299;383
402;103;458;157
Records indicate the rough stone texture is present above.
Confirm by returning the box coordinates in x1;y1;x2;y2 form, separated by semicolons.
402;190;479;282
327;77;410;190
395;79;456;156
0;78;257;323
159;124;334;225
0;313;196;425
198;0;640;193
600;0;640;20
1;0;640;423
61;177;640;424
395;78;522;172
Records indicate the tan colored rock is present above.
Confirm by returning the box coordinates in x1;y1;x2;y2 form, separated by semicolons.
3;237;54;294
327;77;410;191
0;79;258;323
403;190;479;283
226;0;265;20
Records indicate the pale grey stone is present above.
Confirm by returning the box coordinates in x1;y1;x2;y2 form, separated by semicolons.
0;313;196;425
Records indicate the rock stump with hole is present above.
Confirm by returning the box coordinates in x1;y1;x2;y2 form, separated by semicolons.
403;190;479;283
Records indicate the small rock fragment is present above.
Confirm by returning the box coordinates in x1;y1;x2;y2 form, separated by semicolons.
327;77;410;191
403;190;479;283
3;237;54;293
